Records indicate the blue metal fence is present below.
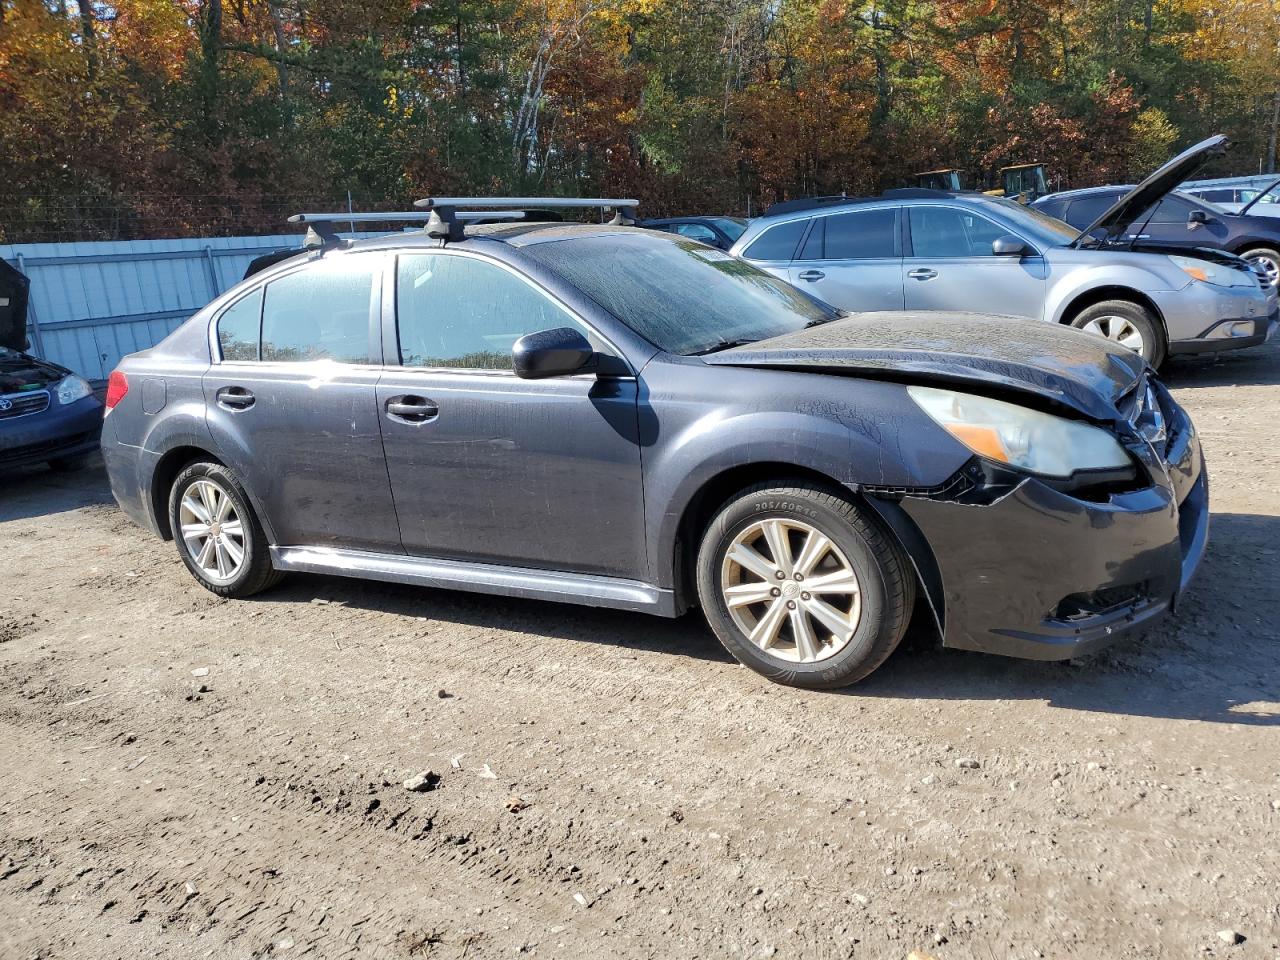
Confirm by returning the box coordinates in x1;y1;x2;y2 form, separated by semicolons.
0;234;316;381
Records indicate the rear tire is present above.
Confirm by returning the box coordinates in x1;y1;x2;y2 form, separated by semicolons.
168;461;283;598
695;482;914;689
1068;299;1166;368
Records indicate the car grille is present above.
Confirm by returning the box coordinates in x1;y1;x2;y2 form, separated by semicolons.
0;389;51;420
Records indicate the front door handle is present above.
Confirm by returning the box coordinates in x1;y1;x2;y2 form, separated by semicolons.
908;268;938;281
797;270;825;282
385;395;439;423
215;386;255;410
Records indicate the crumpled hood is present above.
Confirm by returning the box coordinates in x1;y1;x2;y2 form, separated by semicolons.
0;347;68;392
702;312;1147;421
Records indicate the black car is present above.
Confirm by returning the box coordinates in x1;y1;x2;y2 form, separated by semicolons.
637;216;749;250
1033;138;1280;287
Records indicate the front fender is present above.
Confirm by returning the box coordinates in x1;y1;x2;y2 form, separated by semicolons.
639;361;969;589
1045;262;1184;325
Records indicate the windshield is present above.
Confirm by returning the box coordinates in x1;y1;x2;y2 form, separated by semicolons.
988;197;1080;245
524;232;838;355
710;217;749;241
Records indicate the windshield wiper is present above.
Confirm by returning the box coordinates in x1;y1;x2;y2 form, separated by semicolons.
804;312;845;328
689;337;761;356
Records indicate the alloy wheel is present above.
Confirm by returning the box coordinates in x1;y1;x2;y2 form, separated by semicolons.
719;518;862;663
1245;253;1279;287
1080;314;1147;356
179;479;246;584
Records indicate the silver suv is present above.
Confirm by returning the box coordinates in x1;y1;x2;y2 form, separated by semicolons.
730;141;1276;367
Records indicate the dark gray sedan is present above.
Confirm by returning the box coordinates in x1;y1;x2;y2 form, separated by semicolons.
101;199;1208;688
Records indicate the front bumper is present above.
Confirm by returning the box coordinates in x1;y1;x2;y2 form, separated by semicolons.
1155;281;1275;354
0;395;104;469
1168;307;1277;355
891;389;1208;661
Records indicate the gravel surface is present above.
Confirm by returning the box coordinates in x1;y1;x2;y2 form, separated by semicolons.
2;341;1278;959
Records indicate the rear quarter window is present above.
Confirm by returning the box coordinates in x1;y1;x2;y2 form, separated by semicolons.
217;289;262;361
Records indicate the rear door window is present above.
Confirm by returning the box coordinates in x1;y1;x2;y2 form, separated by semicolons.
260;257;377;363
396;254;589;370
217;289;262;361
820;208;898;259
741;219;808;262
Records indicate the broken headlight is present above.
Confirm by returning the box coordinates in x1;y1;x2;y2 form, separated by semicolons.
907;386;1131;479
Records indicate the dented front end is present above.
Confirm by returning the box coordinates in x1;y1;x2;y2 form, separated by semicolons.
873;378;1208;660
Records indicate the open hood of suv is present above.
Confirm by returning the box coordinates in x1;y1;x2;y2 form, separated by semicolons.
703;312;1147;422
1073;134;1230;246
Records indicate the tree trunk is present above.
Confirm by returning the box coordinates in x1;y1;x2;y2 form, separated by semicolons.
1268;87;1280;175
78;0;98;80
266;0;290;100
197;0;223;138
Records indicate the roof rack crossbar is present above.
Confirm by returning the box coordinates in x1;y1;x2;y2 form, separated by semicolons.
413;196;639;239
289;212;432;224
412;197;639;210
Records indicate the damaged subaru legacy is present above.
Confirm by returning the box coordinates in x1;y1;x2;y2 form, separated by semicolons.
100;198;1208;689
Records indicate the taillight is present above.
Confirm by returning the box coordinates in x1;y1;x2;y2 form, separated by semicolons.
104;370;129;414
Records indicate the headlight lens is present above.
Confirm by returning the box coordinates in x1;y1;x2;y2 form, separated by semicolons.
56;374;93;405
907;386;1132;478
1169;255;1244;287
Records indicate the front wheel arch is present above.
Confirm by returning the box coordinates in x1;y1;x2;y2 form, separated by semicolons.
671;463;940;633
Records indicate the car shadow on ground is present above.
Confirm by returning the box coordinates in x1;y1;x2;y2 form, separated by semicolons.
1163;336;1280;388
272;514;1279;727
0;455;113;523
10;463;1275;727
849;511;1280;726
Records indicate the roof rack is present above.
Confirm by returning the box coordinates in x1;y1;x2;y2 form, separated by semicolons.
287;210;537;251
412;196;639;240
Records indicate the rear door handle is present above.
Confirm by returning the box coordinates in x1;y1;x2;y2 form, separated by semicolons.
908;268;938;281
797;270;825;282
385;395;439;423
215;386;255;410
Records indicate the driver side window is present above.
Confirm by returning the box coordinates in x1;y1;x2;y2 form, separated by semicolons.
909;207;1008;258
395;254;589;371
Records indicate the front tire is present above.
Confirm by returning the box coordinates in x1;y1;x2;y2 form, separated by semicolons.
1239;247;1280;289
1068;299;1166;368
168;461;283;598
695;482;915;689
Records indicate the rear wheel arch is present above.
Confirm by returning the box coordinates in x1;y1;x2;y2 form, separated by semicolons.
150;446;226;540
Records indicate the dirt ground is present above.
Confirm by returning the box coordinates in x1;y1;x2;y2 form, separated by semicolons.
1;341;1278;960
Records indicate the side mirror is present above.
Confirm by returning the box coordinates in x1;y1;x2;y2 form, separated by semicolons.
512;326;595;379
1188;210;1213;225
992;235;1030;257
